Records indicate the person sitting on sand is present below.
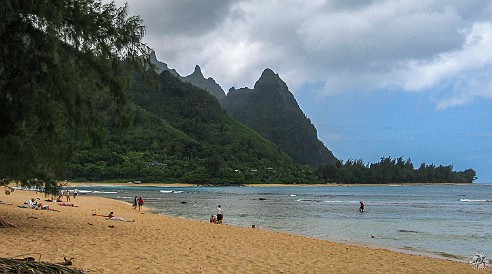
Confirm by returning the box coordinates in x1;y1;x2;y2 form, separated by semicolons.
28;198;36;208
210;214;217;223
28;198;41;209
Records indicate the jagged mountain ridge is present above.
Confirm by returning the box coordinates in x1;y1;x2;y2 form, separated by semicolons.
149;52;337;167
149;51;226;99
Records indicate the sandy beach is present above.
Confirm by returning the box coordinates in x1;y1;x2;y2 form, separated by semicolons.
1;187;488;273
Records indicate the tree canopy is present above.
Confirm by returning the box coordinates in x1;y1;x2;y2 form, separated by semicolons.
0;0;149;188
316;157;476;184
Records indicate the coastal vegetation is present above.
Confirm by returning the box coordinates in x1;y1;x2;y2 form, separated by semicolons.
317;157;477;184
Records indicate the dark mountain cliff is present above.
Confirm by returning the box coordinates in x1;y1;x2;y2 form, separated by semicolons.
221;69;337;168
182;65;226;100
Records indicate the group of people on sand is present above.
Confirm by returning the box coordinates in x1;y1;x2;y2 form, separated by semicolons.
26;197;76;210
60;188;78;202
27;197;50;210
132;196;144;211
210;205;224;224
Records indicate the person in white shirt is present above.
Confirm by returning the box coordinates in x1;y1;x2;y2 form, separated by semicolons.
216;205;223;224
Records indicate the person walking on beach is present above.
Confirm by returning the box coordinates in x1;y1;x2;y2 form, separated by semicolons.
216;205;223;224
132;196;138;210
137;197;144;211
359;201;365;212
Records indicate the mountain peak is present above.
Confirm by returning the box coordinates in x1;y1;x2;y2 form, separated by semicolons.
193;65;204;77
221;68;337;168
254;68;286;91
182;65;226;99
260;68;277;79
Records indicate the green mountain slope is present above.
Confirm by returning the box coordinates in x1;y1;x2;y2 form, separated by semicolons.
221;69;337;168
67;70;299;184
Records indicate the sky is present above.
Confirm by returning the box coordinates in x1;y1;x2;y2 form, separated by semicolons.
108;0;492;183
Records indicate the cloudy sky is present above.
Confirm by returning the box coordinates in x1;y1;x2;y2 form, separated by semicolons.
109;0;492;183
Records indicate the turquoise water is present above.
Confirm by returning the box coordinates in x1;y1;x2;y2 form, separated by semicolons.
73;184;492;261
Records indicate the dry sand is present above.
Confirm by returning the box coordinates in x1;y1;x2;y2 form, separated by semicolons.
0;187;489;273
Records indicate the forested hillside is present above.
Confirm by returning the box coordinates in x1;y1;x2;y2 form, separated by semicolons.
66;70;304;184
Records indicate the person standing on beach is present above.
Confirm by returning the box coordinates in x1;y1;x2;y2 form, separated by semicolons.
359;201;365;212
217;205;223;224
73;188;78;198
132;196;138;209
137;197;144;211
65;190;71;202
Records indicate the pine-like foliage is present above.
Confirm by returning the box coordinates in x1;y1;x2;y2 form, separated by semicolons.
0;0;149;188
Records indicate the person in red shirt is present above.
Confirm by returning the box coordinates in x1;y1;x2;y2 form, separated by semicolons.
137;197;144;211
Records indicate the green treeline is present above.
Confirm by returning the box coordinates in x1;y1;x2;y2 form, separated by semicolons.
316;157;476;184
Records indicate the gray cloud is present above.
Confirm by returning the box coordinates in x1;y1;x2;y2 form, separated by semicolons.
122;0;238;36
109;0;492;109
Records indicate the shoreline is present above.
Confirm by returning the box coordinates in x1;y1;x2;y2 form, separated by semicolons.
1;188;487;273
60;181;478;188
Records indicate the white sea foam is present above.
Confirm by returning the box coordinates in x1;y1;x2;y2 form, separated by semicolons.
77;190;92;193
460;199;491;202
160;190;183;194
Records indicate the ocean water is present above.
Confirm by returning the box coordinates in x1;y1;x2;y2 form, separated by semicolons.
72;184;492;261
